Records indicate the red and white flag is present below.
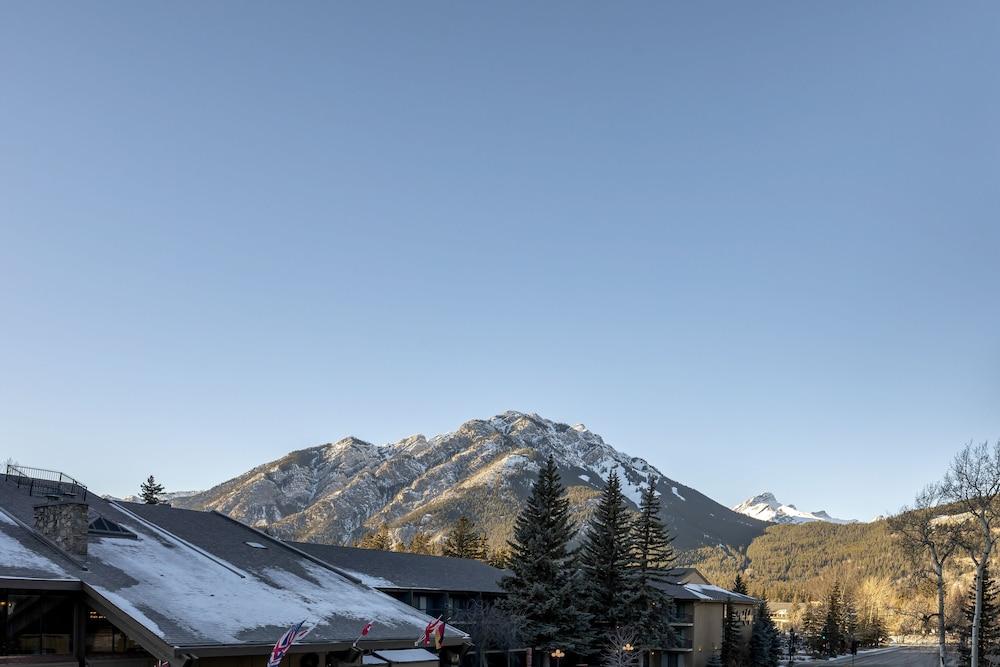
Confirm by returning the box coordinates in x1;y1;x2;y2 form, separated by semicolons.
415;617;442;647
353;621;374;648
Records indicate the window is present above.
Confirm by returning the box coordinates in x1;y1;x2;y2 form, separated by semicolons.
85;609;144;655
0;590;75;655
88;516;137;539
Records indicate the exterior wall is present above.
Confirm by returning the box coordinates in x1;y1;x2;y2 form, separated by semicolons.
690;604;722;667
685;602;755;667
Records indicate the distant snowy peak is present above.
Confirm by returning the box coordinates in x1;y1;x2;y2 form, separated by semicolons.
732;492;856;525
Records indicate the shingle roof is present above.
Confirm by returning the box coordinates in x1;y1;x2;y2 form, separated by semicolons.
0;476;467;656
290;542;508;594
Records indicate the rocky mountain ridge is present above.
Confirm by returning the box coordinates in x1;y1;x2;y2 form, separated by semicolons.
174;411;768;551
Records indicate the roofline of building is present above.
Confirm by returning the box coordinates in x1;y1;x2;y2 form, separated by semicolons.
0;577;81;591
210;510;368;587
176;637;471;658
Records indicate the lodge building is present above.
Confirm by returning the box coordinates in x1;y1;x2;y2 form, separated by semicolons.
1;467;754;667
0;467;465;667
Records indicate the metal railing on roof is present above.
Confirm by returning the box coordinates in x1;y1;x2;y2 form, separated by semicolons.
4;464;88;501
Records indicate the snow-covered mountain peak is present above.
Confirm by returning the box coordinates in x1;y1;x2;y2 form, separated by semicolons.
732;492;856;525
174;410;769;550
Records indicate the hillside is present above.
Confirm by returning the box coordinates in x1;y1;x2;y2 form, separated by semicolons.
173;410;767;550
680;508;978;635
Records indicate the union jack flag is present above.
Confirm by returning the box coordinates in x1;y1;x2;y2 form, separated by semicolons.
268;621;310;667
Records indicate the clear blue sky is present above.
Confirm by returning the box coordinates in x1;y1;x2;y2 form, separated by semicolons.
1;2;997;520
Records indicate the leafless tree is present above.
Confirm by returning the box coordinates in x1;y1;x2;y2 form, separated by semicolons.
887;483;960;667
940;440;1000;667
450;599;520;667
601;628;641;667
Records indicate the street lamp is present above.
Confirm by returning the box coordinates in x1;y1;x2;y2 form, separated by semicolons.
550;648;565;667
622;644;634;653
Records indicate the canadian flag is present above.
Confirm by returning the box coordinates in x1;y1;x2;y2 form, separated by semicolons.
353;620;374;649
416;617;443;647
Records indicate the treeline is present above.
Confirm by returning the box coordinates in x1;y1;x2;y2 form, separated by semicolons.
682;519;908;602
797;582;888;656
355;516;512;568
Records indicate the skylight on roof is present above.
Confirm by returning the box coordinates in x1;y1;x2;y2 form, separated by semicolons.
245;541;268;549
88;515;136;539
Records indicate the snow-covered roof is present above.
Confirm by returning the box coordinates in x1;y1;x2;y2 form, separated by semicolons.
0;477;468;656
374;649;440;663
684;584;757;605
0;509;77;583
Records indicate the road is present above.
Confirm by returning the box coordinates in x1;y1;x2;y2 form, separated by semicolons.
798;646;940;666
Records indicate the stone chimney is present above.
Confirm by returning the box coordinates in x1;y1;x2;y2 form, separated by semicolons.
33;501;89;555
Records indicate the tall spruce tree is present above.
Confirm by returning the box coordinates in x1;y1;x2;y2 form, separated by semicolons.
959;567;1000;666
579;469;640;652
501;456;590;653
841;589;859;647
821;583;844;657
801;603;824;656
139;475;165;504
442;516;487;560
732;574;749;596
749;595;780;667
630;477;676;649
720;599;743;667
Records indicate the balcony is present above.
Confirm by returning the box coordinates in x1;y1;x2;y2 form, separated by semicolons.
669;611;694;626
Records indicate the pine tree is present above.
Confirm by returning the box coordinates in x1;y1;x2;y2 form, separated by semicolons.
139;475;165;504
500;455;590;653
841;589;858;648
720;599;743;667
630;477;676;649
749;595;780;667
579;470;640;652
732;573;749;596
801;603;824;656
487;545;511;569
959;567;1000;666
858;613;887;648
405;531;436;555
821;583;844;657
357;525;394;550
442;516;488;560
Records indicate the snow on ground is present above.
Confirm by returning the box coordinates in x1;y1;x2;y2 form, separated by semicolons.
672;486;686;501
578;474;590;482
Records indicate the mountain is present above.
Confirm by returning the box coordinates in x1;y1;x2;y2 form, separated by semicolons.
173;410;767;551
732;491;855;525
